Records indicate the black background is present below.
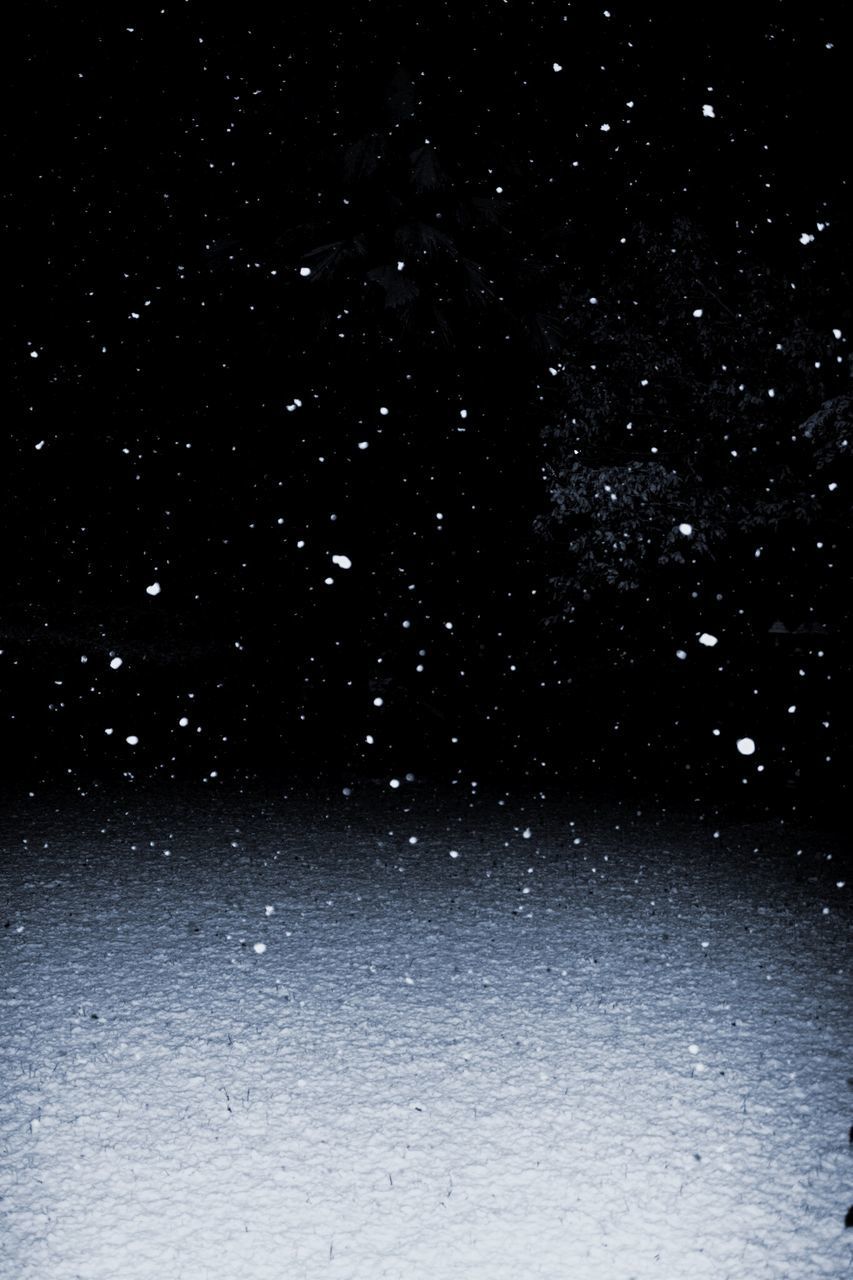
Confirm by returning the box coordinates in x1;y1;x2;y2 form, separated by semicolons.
3;3;850;819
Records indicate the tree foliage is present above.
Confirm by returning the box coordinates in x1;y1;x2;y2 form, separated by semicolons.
538;218;851;625
285;64;560;380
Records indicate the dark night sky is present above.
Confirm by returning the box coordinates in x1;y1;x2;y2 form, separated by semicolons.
2;3;850;812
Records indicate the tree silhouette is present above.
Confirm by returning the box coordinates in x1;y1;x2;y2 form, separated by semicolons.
538;217;851;625
283;63;560;387
533;217;851;806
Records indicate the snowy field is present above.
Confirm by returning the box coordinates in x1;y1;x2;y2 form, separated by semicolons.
1;784;850;1279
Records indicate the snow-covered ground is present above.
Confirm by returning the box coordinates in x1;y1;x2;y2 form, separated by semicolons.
1;784;850;1279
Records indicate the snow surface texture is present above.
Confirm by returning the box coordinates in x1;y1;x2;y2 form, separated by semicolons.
1;788;850;1279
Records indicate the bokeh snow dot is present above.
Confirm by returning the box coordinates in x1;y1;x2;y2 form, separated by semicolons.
736;737;756;756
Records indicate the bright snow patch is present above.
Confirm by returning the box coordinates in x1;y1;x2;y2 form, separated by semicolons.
125;735;139;746
736;737;756;756
109;657;123;669
145;582;161;596
552;62;562;72
698;633;718;647
0;792;848;1280
331;555;352;570
299;266;311;277
702;104;715;118
678;523;693;536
